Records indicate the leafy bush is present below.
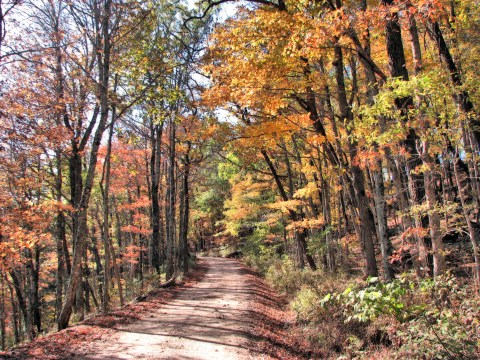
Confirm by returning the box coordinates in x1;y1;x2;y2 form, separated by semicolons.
318;273;480;359
290;286;322;322
218;244;237;257
394;274;480;359
265;257;303;294
241;225;282;274
326;277;414;323
396;309;478;359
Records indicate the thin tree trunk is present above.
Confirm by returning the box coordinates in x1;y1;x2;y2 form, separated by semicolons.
422;146;446;276
0;274;5;350
58;0;113;330
180;143;191;273
112;196;124;274
7;279;19;344
333;43;378;277
150;122;163;273
54;151;66;320
166;120;176;280
26;246;41;333
90;222;104;306
109;236;124;307
100;122;114;313
371;164;395;280
427;21;480;148
359;0;394;279
9;270;32;340
261;150;317;270
453;154;480;283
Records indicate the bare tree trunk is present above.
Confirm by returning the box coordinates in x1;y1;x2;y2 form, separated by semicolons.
51;0;72;317
261;150;317;270
112;196;124;274
406;1;423;75
454;154;480;284
427;21;480;148
9;270;33;340
6;279;19;344
58;0;113;330
26;246;41;333
180;142;191;273
332;43;378;277
359;0;394;279
109;236;124;307
371;164;395;280
90;223;104;306
100;122;115;312
0;274;6;350
83;252;91;314
422;146;445;276
166;120;176;280
54;151;66;320
150;122;163;273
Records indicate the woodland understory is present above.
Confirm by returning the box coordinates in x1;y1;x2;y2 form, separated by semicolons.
1;0;480;359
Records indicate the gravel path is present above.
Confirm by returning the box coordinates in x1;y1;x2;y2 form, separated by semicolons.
78;257;260;360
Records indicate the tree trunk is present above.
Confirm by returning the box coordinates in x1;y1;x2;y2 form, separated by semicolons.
180;144;191;273
0;275;6;350
428;21;480;148
371;164;395;280
7;279;19;344
422;147;446;277
54;151;66;320
26;246;41;333
100;122;115;313
166;120;176;280
109;235;124;307
261;150;317;270
453;155;480;283
90;222;104;304
58;0;113;330
358;1;395;279
150;122;163;273
333;43;378;277
9;270;33;340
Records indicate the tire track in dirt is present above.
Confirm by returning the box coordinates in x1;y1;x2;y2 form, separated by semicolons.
76;257;262;360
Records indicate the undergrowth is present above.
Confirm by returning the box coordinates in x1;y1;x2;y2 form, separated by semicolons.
244;245;480;359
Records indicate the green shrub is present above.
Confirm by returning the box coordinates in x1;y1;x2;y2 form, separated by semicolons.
290;286;322;322
329;277;414;323
394;274;480;359
318;273;480;359
241;225;282;274
265;257;303;294
218;244;237;257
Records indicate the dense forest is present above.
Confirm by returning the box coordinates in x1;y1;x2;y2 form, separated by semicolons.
1;0;480;358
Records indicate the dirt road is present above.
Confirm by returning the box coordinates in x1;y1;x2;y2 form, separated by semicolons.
78;257;260;360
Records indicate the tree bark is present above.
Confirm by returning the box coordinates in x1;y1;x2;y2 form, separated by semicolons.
0;275;5;350
180;142;191;273
100;122;115;313
428;21;480;148
150;121;163;273
54;151;66;320
166;120;176;280
422;146;446;276
58;0;113;330
333;43;378;277
9;270;33;340
261;150;317;270
454;155;480;283
26;246;41;333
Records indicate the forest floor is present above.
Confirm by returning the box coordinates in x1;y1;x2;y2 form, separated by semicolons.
1;257;319;360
